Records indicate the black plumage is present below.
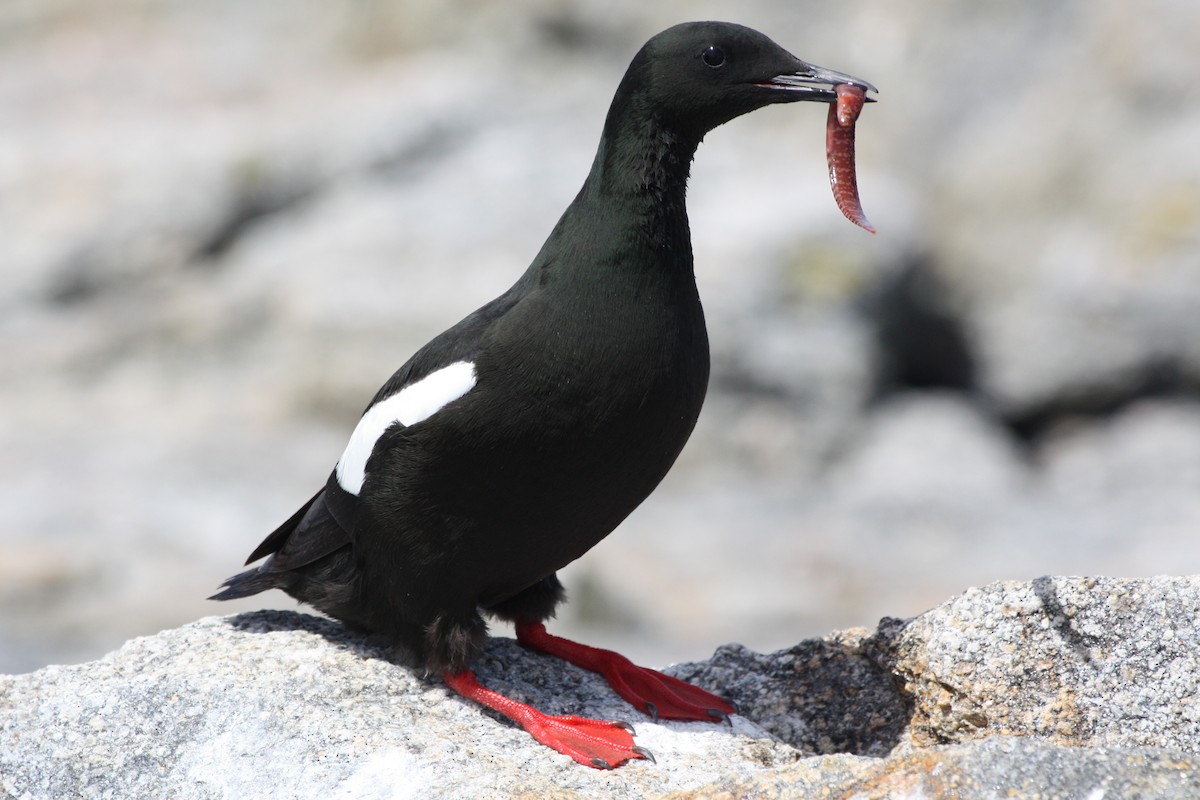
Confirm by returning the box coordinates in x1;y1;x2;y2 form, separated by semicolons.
212;20;875;767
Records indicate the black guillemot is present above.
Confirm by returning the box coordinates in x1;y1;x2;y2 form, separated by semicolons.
212;20;876;768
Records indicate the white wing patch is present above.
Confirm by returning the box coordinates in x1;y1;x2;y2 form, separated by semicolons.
335;361;477;496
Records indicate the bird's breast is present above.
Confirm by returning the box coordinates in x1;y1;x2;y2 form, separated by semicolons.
441;276;709;545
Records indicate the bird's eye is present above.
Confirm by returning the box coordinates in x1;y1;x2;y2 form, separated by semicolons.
701;46;726;68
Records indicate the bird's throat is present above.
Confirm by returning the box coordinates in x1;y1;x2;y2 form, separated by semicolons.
582;110;699;256
591;112;697;205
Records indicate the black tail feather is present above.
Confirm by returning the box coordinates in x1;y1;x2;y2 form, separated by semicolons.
208;565;278;601
210;489;354;612
245;490;322;565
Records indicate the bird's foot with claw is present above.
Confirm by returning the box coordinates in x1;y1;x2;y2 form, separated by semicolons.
443;670;653;769
521;713;655;769
515;621;736;722
602;659;735;723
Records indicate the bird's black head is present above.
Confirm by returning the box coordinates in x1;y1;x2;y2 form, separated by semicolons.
623;21;877;139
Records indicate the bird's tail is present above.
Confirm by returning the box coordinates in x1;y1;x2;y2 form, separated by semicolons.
208;490;330;603
208;489;353;607
208;563;278;601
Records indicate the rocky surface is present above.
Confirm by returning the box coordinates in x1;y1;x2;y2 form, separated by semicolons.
3;0;1200;675
4;577;1199;799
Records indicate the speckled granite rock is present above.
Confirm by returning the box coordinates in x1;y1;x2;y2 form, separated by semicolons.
0;612;795;800
685;737;1200;800
872;576;1200;753
4;577;1198;799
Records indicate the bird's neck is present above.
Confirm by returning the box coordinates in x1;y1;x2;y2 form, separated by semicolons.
590;115;698;199
580;101;701;252
519;96;702;293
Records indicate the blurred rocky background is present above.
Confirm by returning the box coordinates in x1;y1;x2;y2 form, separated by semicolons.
2;0;1198;674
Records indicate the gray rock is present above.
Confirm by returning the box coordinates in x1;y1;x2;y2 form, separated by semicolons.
870;576;1200;754
0;612;794;800
671;628;911;757
711;737;1200;800
4;577;1199;799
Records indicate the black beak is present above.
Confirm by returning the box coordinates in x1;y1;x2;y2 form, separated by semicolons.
756;61;878;103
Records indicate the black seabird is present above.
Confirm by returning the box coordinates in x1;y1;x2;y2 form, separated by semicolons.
212;20;876;768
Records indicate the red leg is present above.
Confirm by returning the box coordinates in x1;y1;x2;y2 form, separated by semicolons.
515;621;735;722
443;669;653;769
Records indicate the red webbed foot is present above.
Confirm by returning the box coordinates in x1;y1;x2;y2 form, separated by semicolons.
443;670;653;769
515;621;735;722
